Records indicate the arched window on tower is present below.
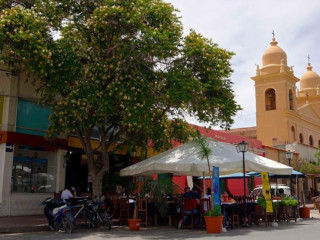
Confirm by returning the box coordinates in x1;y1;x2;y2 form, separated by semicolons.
318;140;320;147
299;133;304;144
289;89;294;110
291;126;296;142
309;135;313;146
265;88;276;110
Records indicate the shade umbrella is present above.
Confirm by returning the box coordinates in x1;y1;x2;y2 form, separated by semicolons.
246;170;306;178
199;172;252;179
120;138;293;177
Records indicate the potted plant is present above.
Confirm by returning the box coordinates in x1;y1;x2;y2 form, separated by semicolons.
280;196;298;221
128;205;142;231
127;186;142;231
128;177;176;230
203;205;224;233
299;205;311;218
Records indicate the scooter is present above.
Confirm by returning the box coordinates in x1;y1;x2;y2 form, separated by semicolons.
40;197;74;233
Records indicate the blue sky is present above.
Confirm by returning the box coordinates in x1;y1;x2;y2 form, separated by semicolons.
166;0;320;129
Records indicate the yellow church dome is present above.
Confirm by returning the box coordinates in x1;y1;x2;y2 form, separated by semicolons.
300;63;320;92
262;38;287;66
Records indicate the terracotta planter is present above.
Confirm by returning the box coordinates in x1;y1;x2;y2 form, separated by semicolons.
299;207;310;218
204;216;223;234
128;219;141;231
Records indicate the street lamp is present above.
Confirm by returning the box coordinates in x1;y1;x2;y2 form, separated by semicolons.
286;150;294;195
236;140;248;225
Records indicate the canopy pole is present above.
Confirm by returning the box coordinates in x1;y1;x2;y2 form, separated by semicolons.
296;175;300;217
202;172;206;197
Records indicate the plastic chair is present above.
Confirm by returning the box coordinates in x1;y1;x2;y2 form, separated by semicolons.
181;198;198;229
119;198;130;225
137;198;148;226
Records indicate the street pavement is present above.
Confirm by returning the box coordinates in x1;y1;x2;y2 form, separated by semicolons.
1;219;320;240
0;205;320;239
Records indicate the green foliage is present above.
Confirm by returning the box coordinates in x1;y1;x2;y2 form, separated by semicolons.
257;196;280;209
257;196;267;209
204;205;223;217
138;177;177;219
315;147;320;166
299;162;320;174
0;6;52;74
193;130;212;178
281;196;298;207
0;0;240;195
272;201;280;210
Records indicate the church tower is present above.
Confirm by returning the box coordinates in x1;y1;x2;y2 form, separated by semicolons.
251;36;299;146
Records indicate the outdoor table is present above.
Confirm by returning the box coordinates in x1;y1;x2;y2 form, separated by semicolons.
221;203;238;228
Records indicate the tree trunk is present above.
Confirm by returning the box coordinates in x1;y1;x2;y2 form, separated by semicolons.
91;172;104;196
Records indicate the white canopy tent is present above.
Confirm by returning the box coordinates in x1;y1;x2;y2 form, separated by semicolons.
120;138;292;177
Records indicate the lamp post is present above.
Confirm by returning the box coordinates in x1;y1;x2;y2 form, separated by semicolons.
236;140;248;225
286;150;293;195
64;150;71;168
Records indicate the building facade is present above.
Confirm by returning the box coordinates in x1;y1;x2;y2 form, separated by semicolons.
0;65;67;216
251;37;320;149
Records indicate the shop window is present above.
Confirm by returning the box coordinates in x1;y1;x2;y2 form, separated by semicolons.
289;89;294;110
265;88;276;110
299;134;304;144
11;148;56;193
309;135;313;146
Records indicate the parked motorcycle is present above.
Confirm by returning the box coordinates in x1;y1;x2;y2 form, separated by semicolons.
40;197;74;233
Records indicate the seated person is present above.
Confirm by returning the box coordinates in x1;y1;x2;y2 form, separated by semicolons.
176;186;190;214
278;188;286;199
182;186;200;225
221;190;236;204
61;186;73;202
220;190;235;227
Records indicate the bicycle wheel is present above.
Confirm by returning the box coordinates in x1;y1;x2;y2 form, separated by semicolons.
61;215;74;233
101;212;111;230
84;209;97;228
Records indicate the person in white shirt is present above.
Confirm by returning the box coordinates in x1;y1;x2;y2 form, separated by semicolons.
61;187;73;202
203;188;211;211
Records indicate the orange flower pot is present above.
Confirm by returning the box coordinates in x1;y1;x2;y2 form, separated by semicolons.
299;207;310;218
128;219;141;231
204;216;223;233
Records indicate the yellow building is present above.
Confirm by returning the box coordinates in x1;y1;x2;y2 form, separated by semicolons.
229;36;320;198
251;36;320;149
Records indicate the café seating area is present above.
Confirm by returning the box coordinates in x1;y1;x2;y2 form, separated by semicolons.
104;194;293;229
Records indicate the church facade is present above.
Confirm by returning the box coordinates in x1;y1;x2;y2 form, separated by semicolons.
252;37;320;149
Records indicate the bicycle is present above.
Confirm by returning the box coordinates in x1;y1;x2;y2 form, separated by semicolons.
91;196;112;230
67;197;97;229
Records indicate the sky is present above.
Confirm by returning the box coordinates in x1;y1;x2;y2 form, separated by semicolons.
166;0;320;129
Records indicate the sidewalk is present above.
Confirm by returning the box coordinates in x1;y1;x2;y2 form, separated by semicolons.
1;204;319;234
0;215;48;233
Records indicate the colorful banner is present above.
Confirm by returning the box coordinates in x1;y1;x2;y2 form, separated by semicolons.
212;166;220;206
261;172;273;213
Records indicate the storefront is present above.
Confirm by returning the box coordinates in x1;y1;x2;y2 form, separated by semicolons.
0;131;67;216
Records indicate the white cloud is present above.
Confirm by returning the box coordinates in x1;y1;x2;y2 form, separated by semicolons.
167;0;320;129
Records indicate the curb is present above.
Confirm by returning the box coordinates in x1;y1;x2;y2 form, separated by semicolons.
0;225;49;234
0;222;95;234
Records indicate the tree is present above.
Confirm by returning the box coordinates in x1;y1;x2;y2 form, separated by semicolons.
0;0;240;195
193;131;214;207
